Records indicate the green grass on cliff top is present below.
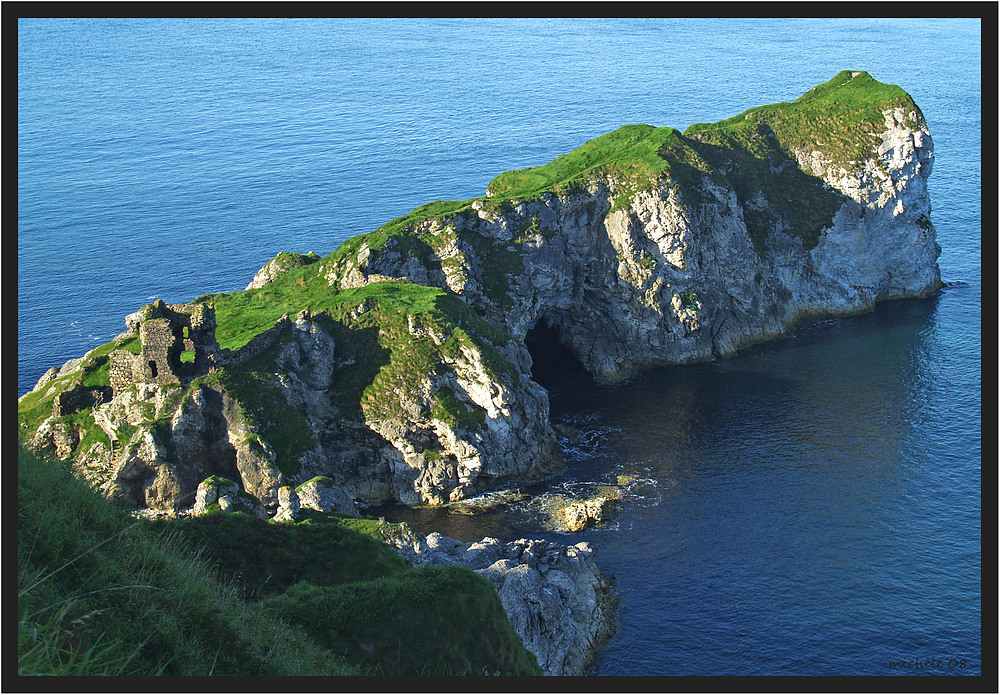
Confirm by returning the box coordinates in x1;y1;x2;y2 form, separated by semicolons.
685;70;921;170
197;272;513;431
485;123;686;200
488;71;919;202
196;267;507;354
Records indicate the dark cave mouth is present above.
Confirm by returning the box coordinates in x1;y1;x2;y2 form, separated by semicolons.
523;320;589;387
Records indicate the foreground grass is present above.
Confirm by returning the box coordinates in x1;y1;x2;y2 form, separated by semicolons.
152;510;542;676
17;446;355;677
17;446;540;677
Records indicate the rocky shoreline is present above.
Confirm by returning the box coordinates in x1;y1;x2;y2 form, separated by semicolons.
130;473;618;676
378;525;616;676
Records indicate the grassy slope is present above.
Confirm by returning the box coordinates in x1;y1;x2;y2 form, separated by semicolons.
486;123;686;201
157;510;541;676
17;445;356;676
491;70;917;201
685;70;921;169
17;446;540;676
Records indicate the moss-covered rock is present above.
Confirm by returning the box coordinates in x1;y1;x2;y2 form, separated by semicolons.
193;475;265;518
245;251;321;290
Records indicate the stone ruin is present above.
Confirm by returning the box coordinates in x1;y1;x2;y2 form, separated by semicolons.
109;300;227;395
51;383;112;417
106;299;299;398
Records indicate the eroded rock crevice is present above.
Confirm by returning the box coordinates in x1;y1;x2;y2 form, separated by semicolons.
523;318;589;387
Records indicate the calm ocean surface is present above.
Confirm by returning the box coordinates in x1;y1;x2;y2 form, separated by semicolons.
18;18;982;677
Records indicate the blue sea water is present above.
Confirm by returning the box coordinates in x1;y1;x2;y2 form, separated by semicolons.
17;18;982;677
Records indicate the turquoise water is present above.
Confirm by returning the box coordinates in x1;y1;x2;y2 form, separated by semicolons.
17;18;982;677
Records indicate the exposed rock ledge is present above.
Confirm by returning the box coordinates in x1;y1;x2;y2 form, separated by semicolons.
378;524;615;676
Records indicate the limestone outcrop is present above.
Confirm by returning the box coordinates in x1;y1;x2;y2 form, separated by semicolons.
378;525;615;676
295;477;361;517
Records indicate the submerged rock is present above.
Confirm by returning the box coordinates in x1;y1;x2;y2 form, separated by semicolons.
552;494;619;532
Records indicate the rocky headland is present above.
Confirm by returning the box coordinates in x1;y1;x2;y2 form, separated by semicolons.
19;71;942;675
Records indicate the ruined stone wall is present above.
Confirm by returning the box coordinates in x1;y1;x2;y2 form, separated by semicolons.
139;317;183;384
118;300;229;388
108;301;292;393
228;314;292;366
52;384;112;417
179;302;225;373
108;300;228;395
109;350;138;394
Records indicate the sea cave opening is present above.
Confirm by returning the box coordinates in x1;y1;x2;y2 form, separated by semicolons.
523;319;589;389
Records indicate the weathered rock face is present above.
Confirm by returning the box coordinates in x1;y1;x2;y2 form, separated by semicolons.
552;494;618;532
269;307;561;507
26;299;560;512
379;526;615;676
779;106;941;315
71;380;288;512
323;82;942;384
272;485;300;522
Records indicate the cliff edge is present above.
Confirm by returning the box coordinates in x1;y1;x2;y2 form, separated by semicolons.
20;71;941;512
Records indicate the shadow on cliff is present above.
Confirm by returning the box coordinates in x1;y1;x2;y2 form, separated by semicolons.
524;319;591;390
317;321;391;416
682;127;849;250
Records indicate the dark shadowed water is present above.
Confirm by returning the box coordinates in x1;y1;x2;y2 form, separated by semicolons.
18;18;981;677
